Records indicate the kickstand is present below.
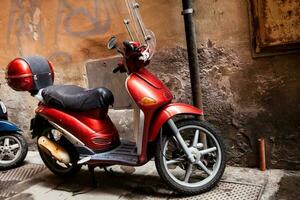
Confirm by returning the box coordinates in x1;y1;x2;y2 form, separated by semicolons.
88;165;97;188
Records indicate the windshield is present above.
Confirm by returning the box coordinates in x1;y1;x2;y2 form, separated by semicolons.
124;0;156;58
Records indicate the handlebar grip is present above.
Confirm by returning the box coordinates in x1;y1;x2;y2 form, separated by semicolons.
123;40;134;51
112;67;120;73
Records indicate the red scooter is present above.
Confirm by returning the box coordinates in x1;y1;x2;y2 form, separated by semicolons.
5;0;225;195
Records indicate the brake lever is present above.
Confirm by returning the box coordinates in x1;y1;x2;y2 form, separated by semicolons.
139;51;150;62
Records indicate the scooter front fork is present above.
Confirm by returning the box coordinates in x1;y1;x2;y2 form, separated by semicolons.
167;119;196;163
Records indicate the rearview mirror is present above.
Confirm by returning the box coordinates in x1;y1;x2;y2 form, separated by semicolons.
107;36;118;50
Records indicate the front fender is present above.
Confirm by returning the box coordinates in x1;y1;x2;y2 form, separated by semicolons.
0;120;21;133
148;103;203;142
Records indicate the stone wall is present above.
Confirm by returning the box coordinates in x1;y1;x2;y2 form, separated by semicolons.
0;0;299;169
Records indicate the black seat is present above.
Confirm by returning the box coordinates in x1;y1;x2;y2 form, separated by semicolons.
42;85;114;111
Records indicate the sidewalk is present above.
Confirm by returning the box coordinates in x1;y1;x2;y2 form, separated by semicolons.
0;151;297;200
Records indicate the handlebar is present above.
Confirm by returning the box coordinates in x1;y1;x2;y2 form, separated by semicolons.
112;67;120;73
108;38;150;74
113;60;127;74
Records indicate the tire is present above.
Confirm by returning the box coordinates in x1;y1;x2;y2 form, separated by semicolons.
37;127;81;178
155;119;226;195
0;133;28;170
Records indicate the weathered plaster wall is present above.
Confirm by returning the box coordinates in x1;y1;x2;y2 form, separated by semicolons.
0;0;299;169
146;0;300;169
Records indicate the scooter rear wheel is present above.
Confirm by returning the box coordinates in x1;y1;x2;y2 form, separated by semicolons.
38;127;81;178
155;119;226;195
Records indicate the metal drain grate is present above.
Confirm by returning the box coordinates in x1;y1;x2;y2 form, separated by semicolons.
0;164;46;199
171;181;263;200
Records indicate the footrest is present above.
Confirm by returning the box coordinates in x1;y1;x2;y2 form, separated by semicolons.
90;140;138;165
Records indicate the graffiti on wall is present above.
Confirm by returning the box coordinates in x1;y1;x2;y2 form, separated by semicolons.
6;0;112;64
7;0;44;48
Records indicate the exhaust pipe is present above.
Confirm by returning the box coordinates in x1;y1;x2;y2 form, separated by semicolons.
38;136;71;164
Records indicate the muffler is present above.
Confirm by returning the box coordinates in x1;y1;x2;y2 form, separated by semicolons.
38;136;71;164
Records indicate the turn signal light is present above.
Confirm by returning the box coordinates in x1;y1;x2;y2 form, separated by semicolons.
139;97;157;106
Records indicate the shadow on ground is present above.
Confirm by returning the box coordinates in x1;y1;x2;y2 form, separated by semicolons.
44;168;179;199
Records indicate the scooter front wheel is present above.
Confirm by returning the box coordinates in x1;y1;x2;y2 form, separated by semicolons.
0;133;28;170
155;119;226;195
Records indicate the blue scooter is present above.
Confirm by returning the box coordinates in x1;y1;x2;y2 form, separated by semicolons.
0;99;28;170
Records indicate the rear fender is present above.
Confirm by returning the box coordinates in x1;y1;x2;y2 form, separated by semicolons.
0;120;21;133
30;115;50;138
148;103;203;142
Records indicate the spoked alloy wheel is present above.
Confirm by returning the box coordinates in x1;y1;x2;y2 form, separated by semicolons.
0;133;28;170
38;127;81;177
155;119;226;195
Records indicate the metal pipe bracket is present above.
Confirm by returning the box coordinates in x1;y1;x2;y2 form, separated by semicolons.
181;8;194;15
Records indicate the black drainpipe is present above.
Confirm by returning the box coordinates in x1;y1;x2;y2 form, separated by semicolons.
182;0;207;146
181;0;204;120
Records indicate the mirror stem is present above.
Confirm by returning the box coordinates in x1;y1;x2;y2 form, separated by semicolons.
117;48;125;56
124;19;134;41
